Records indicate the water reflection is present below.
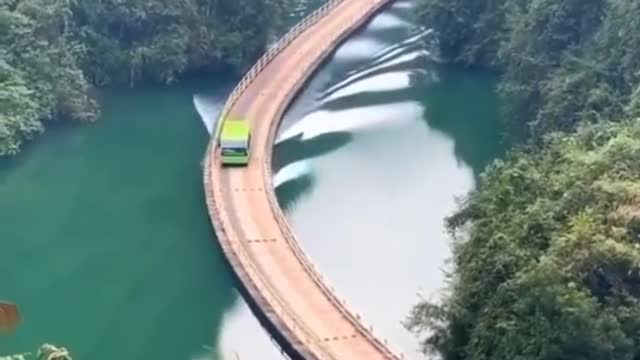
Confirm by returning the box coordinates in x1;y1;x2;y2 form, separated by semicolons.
421;66;507;179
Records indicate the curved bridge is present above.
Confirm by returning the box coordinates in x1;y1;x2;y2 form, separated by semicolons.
203;1;399;359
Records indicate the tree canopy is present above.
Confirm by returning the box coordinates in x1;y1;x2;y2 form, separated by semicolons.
417;0;640;140
407;118;640;360
0;0;289;155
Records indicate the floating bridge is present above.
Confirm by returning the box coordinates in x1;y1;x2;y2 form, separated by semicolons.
203;1;401;359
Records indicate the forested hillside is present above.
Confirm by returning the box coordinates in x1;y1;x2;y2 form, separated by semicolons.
407;118;640;359
417;0;640;140
0;0;289;155
408;1;640;359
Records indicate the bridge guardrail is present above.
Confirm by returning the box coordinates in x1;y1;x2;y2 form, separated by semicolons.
209;3;356;358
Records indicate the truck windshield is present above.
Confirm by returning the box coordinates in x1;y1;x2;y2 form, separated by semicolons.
222;147;247;156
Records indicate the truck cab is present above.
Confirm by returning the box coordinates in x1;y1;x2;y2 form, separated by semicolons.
219;119;251;166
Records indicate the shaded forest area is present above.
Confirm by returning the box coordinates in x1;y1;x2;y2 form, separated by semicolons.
408;1;640;359
0;0;289;155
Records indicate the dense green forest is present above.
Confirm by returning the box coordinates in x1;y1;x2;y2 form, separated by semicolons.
408;0;640;359
417;0;640;140
0;0;289;155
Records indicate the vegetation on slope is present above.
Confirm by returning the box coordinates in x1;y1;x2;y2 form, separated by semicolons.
407;118;640;359
417;0;640;140
408;0;640;358
0;0;289;155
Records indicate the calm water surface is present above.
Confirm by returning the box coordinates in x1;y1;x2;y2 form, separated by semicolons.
0;81;238;359
0;0;504;359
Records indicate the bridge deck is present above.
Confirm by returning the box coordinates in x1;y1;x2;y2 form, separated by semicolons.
204;1;398;359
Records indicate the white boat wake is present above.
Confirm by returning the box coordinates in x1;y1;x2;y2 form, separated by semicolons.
193;94;221;136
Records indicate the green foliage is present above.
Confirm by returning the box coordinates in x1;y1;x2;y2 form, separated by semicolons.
71;0;289;86
416;0;505;67
0;1;97;155
0;0;290;155
0;61;41;155
417;0;640;140
407;120;640;359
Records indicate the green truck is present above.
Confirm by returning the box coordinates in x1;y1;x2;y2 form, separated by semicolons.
219;119;251;166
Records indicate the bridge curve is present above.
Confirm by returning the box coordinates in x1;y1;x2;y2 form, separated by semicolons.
203;1;399;359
